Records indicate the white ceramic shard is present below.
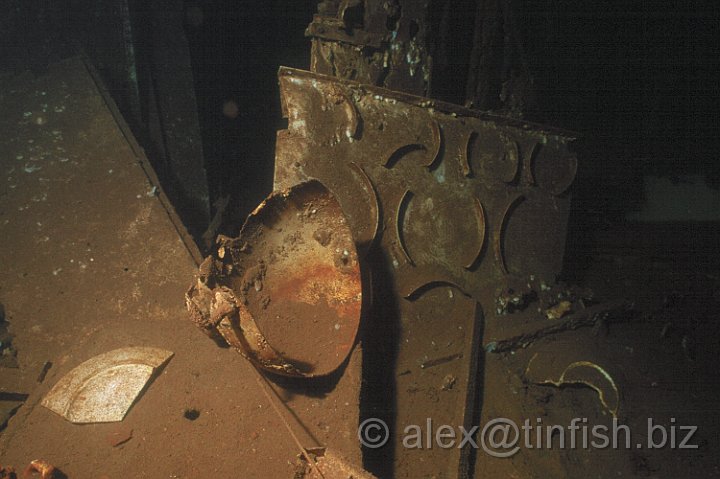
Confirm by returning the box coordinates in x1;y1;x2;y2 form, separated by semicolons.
41;346;173;423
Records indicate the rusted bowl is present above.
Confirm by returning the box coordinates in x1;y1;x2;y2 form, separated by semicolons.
188;180;362;377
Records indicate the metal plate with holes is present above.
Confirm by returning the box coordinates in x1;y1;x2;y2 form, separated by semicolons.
275;67;576;302
273;67;576;478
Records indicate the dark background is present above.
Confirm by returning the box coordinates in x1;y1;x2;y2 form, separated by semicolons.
1;0;718;245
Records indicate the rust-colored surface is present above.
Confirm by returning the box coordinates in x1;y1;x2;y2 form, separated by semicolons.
236;181;361;375
0;465;16;478
187;180;362;377
274;66;576;477
21;459;56;479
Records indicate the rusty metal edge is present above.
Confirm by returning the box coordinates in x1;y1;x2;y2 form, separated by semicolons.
277;67;579;140
81;56;204;267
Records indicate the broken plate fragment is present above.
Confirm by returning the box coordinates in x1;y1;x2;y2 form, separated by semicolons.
41;347;173;423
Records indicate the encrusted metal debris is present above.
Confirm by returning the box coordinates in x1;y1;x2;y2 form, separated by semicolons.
525;354;621;418
186;180;362;378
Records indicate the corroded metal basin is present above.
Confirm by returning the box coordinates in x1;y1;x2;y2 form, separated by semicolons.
187;180;362;377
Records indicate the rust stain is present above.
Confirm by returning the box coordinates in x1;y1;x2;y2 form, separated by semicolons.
269;263;362;319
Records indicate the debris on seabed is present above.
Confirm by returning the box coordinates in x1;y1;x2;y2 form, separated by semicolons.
545;300;573;320
41;347;174;423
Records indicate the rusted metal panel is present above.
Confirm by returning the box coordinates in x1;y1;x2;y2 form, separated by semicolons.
274;66;576;477
275;67;575;297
